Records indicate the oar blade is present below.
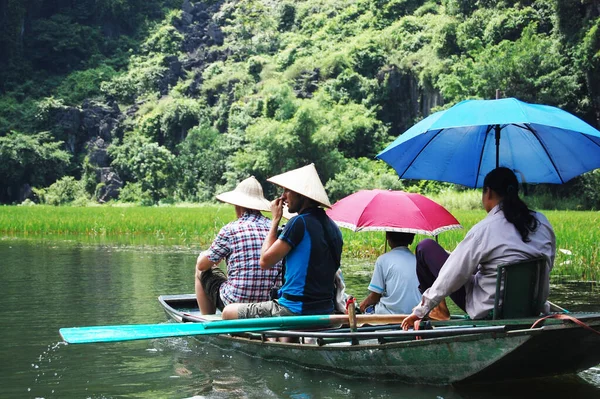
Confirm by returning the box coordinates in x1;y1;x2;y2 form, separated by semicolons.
59;315;334;344
59;323;273;344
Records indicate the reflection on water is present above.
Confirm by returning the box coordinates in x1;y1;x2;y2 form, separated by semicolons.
0;238;599;399
150;337;463;399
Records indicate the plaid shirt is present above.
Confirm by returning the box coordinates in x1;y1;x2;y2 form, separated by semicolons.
204;212;282;305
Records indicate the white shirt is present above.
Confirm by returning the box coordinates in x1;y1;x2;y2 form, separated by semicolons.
368;246;422;314
413;205;556;319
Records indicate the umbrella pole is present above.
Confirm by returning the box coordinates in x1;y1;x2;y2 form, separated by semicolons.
494;124;501;168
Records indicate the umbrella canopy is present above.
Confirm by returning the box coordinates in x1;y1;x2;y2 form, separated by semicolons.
377;98;600;188
325;189;462;236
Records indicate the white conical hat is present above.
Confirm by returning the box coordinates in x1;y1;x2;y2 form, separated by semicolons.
215;176;271;212
267;163;332;208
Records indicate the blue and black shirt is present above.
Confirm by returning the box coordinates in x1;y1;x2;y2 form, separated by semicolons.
278;207;343;315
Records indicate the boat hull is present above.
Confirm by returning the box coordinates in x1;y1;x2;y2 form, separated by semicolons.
158;294;600;384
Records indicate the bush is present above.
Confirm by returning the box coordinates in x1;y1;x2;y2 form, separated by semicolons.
350;41;386;78
175;122;229;201
37;176;89;206
0;95;39;134
373;0;424;23
0;130;71;203
322;70;377;104
118;181;153;205
574;170;600;209
315;102;388;158
55;65;117;105
109;132;176;204
277;3;296;31
137;96;207;150
261;83;298;120
28;14;101;73
142;12;184;54
319;52;352;79
325;158;405;202
101;54;166;103
428;189;483;211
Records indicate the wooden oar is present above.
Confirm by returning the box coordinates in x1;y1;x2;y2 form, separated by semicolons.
59;314;408;344
548;301;569;313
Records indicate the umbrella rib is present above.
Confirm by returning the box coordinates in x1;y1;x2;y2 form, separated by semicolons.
527;124;566;184
511;123;529;130
398;129;445;178
475;125;495;187
580;130;600;150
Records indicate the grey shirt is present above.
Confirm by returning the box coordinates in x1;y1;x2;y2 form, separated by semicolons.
413;205;556;319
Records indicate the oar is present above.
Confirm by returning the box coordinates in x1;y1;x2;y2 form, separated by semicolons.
59;314;408;344
548;301;570;313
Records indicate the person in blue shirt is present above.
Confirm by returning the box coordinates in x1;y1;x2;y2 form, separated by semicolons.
359;232;421;315
222;163;343;319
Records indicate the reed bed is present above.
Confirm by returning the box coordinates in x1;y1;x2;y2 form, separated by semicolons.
0;205;235;249
1;205;598;281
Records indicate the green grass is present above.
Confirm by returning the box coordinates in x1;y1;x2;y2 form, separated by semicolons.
1;205;598;281
0;204;235;249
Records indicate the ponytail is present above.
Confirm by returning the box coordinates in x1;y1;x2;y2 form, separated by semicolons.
483;167;539;242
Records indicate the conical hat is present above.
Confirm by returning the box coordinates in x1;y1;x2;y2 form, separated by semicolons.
215;176;271;212
267;163;332;208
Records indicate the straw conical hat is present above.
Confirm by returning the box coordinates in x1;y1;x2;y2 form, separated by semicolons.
267;163;332;208
215;176;271;211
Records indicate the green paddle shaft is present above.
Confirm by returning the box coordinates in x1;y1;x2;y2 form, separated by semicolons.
59;314;408;344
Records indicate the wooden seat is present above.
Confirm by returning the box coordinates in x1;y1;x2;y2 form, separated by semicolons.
492;257;546;320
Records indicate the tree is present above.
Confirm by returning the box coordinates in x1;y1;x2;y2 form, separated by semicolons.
27;14;101;73
0;131;71;203
437;24;580;109
109;132;175;204
175;122;229;201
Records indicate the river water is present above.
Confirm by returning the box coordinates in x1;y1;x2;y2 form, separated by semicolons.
1;238;599;399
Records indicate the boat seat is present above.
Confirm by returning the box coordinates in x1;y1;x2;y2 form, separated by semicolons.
492;257;546;320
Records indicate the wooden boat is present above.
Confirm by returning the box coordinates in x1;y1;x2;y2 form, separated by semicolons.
158;294;600;385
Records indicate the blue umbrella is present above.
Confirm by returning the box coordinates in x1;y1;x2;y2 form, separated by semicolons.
377;98;600;188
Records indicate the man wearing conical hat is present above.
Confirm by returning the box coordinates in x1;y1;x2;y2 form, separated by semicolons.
195;176;283;314
222;164;343;319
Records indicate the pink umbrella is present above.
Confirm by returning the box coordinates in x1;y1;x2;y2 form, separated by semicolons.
326;189;461;236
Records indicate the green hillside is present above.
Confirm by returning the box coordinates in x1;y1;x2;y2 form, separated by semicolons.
1;0;599;206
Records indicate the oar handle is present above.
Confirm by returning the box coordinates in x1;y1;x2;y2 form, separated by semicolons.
548;301;569;313
329;314;409;327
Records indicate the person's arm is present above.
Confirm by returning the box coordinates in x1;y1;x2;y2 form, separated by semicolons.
360;257;385;312
197;225;230;272
260;239;291;269
359;291;382;313
196;253;216;272
259;198;291;269
403;232;484;330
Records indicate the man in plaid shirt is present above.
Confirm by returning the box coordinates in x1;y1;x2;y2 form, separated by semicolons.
195;177;282;314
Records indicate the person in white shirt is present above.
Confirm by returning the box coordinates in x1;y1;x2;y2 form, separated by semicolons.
359;232;421;315
402;167;556;330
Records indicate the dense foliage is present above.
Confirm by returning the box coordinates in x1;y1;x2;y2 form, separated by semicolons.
1;0;600;208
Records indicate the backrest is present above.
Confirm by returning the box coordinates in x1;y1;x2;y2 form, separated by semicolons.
493;257;546;320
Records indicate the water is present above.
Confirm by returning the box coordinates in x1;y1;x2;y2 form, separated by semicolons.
0;238;599;399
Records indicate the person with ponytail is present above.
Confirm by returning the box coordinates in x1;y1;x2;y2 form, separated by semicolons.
402;167;556;330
